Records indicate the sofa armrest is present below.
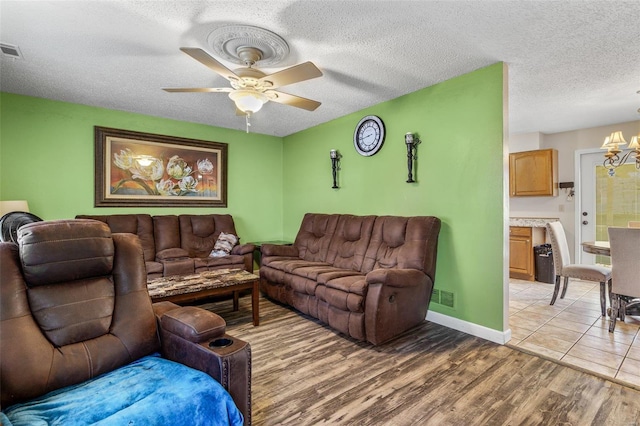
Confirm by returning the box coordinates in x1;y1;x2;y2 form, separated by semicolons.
152;301;181;321
366;268;428;288
160;306;226;342
156;247;190;261
157;306;251;425
231;243;255;256
364;268;433;345
261;244;298;257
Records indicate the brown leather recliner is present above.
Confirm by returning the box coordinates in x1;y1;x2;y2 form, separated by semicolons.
0;219;251;424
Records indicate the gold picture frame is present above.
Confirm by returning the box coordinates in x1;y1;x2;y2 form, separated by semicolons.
95;126;227;207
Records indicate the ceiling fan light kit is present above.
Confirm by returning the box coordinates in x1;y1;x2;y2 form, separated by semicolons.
164;25;322;133
229;89;267;114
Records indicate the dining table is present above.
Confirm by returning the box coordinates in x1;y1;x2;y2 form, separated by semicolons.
581;240;610;256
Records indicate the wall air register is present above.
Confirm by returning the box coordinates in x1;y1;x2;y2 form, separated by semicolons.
431;288;455;308
0;43;23;59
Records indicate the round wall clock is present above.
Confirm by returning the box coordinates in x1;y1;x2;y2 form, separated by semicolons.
354;115;385;156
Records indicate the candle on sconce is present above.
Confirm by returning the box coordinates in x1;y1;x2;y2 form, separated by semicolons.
405;133;414;145
330;149;338;159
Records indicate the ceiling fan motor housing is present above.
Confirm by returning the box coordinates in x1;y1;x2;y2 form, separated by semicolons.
237;46;263;66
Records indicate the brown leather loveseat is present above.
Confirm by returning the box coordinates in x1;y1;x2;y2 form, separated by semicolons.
260;213;441;345
76;213;255;279
0;219;251;424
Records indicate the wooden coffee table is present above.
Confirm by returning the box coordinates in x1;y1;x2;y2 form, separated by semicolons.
147;269;261;326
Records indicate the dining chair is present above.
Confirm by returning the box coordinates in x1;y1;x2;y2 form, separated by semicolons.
607;227;640;332
546;222;612;315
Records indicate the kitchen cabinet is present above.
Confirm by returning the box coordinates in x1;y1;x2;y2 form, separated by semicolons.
509;149;558;197
509;226;545;281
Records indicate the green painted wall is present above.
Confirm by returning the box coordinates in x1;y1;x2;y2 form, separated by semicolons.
0;93;284;241
1;63;505;331
282;63;505;330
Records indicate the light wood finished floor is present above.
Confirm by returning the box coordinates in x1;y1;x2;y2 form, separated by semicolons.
199;295;640;426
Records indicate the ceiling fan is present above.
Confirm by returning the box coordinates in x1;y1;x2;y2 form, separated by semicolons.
163;46;323;118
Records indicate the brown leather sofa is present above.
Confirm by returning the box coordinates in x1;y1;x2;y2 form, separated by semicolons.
260;213;441;345
0;219;251;424
76;214;255;279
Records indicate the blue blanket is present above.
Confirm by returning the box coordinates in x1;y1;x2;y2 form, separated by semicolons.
1;354;243;426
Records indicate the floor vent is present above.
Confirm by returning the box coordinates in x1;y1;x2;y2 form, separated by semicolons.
431;288;440;304
440;290;455;308
431;288;455;309
1;43;23;59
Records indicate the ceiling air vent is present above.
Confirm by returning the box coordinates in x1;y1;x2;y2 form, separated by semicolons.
1;43;23;59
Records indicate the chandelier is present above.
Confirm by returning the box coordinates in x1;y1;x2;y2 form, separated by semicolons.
600;131;640;176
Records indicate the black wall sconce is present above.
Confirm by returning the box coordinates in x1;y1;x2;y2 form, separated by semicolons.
405;132;421;183
330;149;341;189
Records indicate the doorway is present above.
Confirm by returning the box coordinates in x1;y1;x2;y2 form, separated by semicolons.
577;150;640;265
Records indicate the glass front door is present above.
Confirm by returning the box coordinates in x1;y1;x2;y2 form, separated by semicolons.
578;151;640;265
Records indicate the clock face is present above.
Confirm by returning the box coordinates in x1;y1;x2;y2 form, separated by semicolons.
354;115;385;156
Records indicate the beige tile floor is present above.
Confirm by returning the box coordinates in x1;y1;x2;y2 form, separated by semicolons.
508;278;640;389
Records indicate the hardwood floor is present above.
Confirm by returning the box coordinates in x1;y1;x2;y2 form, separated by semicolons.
198;295;640;426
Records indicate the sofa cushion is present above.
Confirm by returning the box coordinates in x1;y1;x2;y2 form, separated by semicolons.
194;255;245;270
180;214;239;258
156;247;190;260
76;214;155;262
146;261;164;275
325;275;368;296
362;216;439;274
19;219;114;287
293;214;339;262
260;255;300;268
288;265;348;281
27;279;115;347
326;215;376;271
1;355;243;426
287;274;318;296
266;259;331;274
153;215;181;253
323;287;365;313
161;258;195;276
315;275;367;314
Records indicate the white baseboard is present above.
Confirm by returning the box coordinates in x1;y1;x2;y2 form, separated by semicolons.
426;311;511;345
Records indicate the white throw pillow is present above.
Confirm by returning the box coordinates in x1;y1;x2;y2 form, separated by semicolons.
209;232;238;257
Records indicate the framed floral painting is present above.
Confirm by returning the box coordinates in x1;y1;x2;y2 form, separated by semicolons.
94;127;227;207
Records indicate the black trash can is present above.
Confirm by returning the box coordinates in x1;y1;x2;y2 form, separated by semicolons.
534;243;555;284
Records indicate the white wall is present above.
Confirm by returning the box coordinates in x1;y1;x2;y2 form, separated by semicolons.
510;132;543;153
510;119;640;261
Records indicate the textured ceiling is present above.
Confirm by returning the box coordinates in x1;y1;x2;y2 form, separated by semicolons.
1;1;639;137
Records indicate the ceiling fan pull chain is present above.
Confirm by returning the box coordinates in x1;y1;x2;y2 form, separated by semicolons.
245;113;251;133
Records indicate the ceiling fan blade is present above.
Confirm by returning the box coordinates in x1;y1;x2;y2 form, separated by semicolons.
267;90;321;111
163;87;233;93
179;47;239;82
259;62;322;89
